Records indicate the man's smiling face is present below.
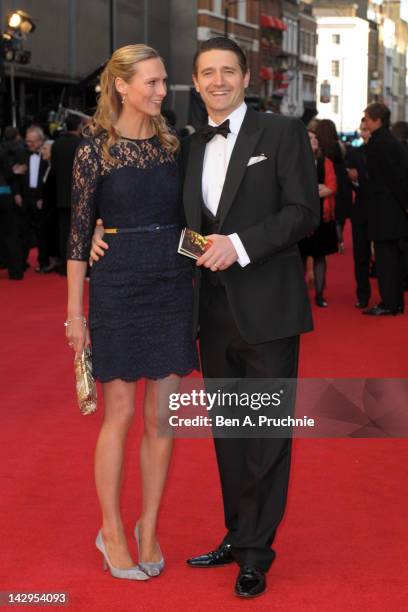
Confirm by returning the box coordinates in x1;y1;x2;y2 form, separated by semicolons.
193;49;250;122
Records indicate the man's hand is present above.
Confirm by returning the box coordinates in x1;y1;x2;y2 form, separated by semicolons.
12;163;27;175
347;168;358;183
14;194;23;207
318;184;332;198
36;199;43;210
196;234;238;272
89;218;108;265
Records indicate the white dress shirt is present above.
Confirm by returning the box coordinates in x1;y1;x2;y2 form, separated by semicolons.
29;152;41;189
202;102;250;267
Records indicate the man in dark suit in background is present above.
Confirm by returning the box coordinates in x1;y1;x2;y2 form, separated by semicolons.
346;118;372;308
51;114;82;275
391;121;408;292
17;126;49;272
182;38;319;598
363;103;408;316
0;133;24;279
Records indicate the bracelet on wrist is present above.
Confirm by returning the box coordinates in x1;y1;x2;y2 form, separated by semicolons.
64;316;87;327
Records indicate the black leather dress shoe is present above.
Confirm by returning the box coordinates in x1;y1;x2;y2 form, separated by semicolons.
235;566;266;598
362;305;398;316
186;543;234;568
355;301;368;309
41;262;58;274
315;294;328;308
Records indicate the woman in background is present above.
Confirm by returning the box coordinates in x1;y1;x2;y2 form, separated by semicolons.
300;128;338;307
315;119;353;254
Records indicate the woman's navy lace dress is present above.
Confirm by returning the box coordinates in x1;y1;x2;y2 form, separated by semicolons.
68;132;198;382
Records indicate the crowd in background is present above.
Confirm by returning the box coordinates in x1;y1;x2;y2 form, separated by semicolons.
1;102;408;315
0;114;84;279
304;102;408;316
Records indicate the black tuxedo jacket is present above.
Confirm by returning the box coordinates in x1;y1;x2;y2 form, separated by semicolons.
182;108;320;344
18;152;49;204
346;144;370;225
366;126;408;240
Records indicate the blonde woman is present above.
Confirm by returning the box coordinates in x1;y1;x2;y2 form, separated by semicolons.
66;45;198;580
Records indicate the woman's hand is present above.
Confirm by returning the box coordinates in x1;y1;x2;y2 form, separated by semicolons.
65;317;90;358
89;218;108;265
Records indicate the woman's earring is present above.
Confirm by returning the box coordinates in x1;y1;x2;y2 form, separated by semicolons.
121;94;127;105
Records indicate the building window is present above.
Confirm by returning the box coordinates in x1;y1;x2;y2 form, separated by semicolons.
282;18;298;55
213;0;222;14
301;30;311;56
331;95;339;114
332;34;340;44
331;60;340;77
303;31;313;56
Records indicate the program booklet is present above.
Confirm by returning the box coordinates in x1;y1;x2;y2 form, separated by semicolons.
177;228;212;260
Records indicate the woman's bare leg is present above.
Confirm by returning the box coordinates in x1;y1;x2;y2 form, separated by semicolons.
95;379;136;569
138;374;180;562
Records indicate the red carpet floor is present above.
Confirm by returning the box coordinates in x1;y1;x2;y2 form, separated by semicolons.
1;224;408;611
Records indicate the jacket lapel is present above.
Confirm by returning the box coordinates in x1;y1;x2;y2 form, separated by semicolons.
183;135;206;232
217;108;264;228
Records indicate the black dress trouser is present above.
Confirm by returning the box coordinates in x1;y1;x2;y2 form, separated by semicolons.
23;191;49;268
0;195;23;279
351;220;371;304
199;282;299;572
374;239;405;312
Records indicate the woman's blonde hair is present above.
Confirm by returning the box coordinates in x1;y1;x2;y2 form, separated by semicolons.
88;44;178;164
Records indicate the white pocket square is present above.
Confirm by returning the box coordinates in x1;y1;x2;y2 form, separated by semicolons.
247;155;268;167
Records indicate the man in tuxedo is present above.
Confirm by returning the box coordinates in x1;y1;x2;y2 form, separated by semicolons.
17;126;50;271
51;114;82;275
362;103;408;315
89;37;319;598
181;37;319;598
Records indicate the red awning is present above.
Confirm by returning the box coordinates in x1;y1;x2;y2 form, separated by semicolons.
260;66;273;81
260;14;287;31
260;14;273;28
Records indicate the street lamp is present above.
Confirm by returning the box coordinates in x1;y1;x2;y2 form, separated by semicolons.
6;10;35;35
224;1;233;38
2;9;36;127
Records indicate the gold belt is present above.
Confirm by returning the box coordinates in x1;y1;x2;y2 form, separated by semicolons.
103;224;179;235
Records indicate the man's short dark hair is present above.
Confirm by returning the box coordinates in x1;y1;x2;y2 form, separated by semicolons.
391;121;408;142
3;126;20;141
364;103;391;128
65;114;83;132
193;37;248;75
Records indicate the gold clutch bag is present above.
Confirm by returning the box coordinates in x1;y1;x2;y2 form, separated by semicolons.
74;346;97;415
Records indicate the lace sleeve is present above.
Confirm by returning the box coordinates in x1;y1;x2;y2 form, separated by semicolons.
67;139;99;261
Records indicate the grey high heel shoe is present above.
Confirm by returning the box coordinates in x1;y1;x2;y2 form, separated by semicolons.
95;530;149;581
134;523;165;577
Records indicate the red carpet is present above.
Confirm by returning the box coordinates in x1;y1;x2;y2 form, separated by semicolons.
1;224;407;611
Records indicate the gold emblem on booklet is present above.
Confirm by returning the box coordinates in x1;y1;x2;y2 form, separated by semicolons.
177;228;212;260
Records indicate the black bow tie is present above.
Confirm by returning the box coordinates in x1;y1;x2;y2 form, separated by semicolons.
200;119;231;143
